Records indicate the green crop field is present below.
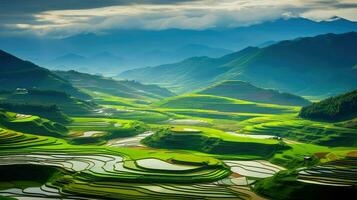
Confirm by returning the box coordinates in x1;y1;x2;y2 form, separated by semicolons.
1;87;356;200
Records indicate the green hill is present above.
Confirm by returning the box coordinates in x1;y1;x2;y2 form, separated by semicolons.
0;50;89;99
154;94;299;114
55;70;175;101
0;108;66;137
0;102;70;124
299;89;357;122
0;89;97;116
198;80;311;106
119;32;357;96
142;127;285;157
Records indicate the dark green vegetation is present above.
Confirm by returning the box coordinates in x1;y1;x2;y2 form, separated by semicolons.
0;109;66;138
240;115;357;147
0;102;70;124
198;80;311;106
300;90;357;122
337;118;357;129
142;127;287;158
254;156;357;200
0;89;97;116
0;164;60;188
55;70;175;101
0;50;89;99
120;32;357;96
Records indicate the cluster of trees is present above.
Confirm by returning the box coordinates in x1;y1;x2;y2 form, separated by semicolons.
299;90;357;122
28;89;70;98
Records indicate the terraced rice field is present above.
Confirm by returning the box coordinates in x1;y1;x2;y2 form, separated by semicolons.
106;131;154;147
226;132;277;139
0;151;284;199
298;157;357;187
171;127;202;133
165;119;209;126
2;89;356;200
0;128;63;149
218;160;286;186
0;126;290;199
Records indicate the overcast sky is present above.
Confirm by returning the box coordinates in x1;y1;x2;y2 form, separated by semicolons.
1;0;356;37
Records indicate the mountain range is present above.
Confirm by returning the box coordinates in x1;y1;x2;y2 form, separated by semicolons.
0;17;356;75
0;50;89;99
119;32;357;97
54;70;174;101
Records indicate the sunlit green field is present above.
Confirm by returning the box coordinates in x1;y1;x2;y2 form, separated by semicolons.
0;90;356;200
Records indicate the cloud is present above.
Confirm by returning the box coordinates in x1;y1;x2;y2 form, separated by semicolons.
1;0;356;37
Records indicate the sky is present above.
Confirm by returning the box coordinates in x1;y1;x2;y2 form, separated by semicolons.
1;0;357;37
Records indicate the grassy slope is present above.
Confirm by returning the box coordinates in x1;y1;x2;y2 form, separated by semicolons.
0;109;66;138
55;70;175;101
253;169;356;200
198;80;311;106
0;50;89;99
142;126;285;159
153;94;299;114
67;117;149;144
0;90;97;116
0;102;71;124
239;115;357;147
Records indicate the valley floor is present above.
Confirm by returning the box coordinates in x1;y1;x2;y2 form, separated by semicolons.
0;92;356;200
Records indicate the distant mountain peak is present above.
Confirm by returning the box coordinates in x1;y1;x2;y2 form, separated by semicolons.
120;32;357;96
0;49;89;99
325;16;347;22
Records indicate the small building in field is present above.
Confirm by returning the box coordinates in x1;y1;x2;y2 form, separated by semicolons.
15;88;28;94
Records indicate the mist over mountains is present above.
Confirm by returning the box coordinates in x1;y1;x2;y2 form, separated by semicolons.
1;16;356;75
119;32;357;97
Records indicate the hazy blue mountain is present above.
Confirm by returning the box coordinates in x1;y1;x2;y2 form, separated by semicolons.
119;32;357;96
0;17;356;74
47;52;123;75
0;49;89;99
54;70;175;101
49;53;89;69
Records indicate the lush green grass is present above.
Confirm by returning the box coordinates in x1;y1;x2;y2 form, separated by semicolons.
106;106;172;123
83;90;151;107
0;109;67;137
239;115;357;147
0;102;71;124
0;128;63;149
1;83;356;200
198;80;311;106
153;94;299;114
